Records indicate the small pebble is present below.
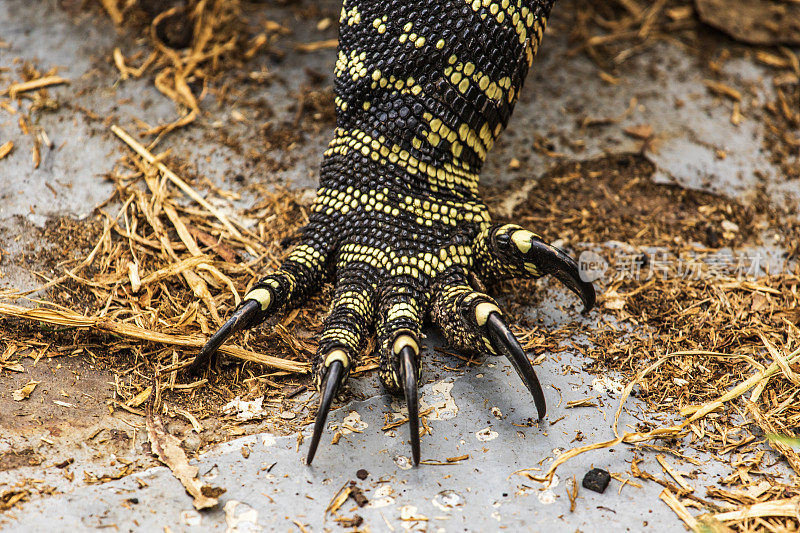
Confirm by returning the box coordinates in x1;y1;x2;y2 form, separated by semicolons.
582;468;611;493
356;468;369;480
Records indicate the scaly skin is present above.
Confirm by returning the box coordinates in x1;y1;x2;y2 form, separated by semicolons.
191;0;595;464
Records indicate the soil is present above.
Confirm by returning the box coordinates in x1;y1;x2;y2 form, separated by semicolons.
488;153;784;250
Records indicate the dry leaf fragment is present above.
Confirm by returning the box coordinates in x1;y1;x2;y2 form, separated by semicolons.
146;409;220;510
12;380;39;401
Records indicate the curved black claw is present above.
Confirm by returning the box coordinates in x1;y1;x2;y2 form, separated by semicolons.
485;312;546;419
528;238;596;313
399;346;420;465
306;360;346;465
189;299;261;375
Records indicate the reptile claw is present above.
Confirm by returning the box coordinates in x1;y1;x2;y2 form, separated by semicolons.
399;345;420;465
485;312;546;419
307;360;346;465
189;299;261;375
527;238;596;313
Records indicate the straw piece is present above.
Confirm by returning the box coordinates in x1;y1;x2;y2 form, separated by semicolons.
0;302;309;373
660;489;700;532
111;125;243;239
759;332;800;385
162;203;240;305
99;0;123;24
137;255;210;288
0;141;13;160
295;39;339;52
746;401;800;474
655;455;694;493
709;498;800;522
525;345;800;484
5;76;70;97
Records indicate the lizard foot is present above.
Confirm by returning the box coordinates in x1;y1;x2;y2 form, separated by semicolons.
190;217;593;464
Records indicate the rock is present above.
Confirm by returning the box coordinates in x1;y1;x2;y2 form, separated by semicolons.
582;468;611;493
696;0;800;45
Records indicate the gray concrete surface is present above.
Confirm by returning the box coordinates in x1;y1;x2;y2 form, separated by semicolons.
0;335;738;532
1;0;798;531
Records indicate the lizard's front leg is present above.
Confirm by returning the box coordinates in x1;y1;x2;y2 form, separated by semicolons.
192;0;595;465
